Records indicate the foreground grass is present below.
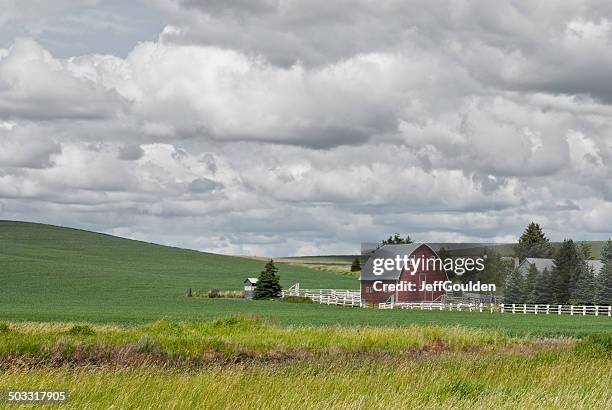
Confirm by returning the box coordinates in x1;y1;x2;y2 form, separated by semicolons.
0;317;523;366
1;350;610;409
0;317;610;408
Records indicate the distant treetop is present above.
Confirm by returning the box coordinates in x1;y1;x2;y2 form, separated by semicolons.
519;222;549;245
382;233;414;245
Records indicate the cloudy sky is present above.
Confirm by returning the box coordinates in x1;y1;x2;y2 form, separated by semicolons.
1;1;611;256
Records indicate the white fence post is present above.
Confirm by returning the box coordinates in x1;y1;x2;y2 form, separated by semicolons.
512;304;516;314
570;305;574;316
558;305;562;315
523;304;527;314
583;305;586;316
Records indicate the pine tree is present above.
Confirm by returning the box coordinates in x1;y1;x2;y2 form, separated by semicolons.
534;267;553;304
522;263;538;304
571;264;595;305
551;239;582;304
504;268;524;304
514;222;554;261
476;248;510;287
596;239;612;305
596;247;612;305
350;257;361;272
579;242;592;260
601;239;612;263
382;233;414;245
253;260;282;300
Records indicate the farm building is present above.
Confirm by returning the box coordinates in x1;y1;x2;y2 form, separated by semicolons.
243;277;258;300
360;243;449;305
517;258;603;276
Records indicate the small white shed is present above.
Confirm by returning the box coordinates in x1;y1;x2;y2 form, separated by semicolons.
244;277;259;299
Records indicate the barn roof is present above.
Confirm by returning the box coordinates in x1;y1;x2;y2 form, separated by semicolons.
360;243;433;281
521;258;555;272
520;258;604;274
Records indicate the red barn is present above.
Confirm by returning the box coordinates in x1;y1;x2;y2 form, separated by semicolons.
360;243;449;305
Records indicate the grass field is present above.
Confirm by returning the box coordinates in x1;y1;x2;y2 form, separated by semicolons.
1;298;610;336
0;317;610;408
0;220;357;323
1;220;611;337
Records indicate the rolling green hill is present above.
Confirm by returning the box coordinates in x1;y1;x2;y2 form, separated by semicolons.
0;220;357;323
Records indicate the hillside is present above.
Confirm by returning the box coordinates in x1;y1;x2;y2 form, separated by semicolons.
303;241;610;261
0;220;357;323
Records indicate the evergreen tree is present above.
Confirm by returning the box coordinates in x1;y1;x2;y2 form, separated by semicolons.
522;263;538;304
601;239;612;263
504;268;524;304
534;267;553;304
551;239;582;304
579;242;592;260
514;222;554;261
571;264;595;305
596;241;612;305
350;257;361;272
382;233;414;245
474;248;509;287
596;259;612;305
253;260;282;300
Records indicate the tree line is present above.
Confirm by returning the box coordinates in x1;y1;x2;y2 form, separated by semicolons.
504;223;612;305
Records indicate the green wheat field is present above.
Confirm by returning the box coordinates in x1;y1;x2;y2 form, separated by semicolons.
1;221;611;408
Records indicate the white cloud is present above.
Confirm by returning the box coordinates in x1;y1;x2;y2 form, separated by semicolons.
0;38;124;120
0;2;612;255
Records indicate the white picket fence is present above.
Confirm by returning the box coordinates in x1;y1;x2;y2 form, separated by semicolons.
281;284;611;316
281;285;361;307
500;303;612;316
378;301;612;316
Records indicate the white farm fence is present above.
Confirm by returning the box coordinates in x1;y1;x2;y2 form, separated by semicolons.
281;284;361;307
378;301;612;316
281;284;611;316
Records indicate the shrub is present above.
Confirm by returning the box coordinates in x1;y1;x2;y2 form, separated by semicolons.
208;289;221;298
350;257;361;272
218;290;244;299
0;322;10;333
67;325;96;336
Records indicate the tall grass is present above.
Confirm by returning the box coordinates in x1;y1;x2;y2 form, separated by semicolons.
0;317;609;407
0;316;527;366
1;350;609;409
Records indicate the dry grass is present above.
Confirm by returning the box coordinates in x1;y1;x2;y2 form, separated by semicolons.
0;316;535;367
0;351;610;409
0;317;609;408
